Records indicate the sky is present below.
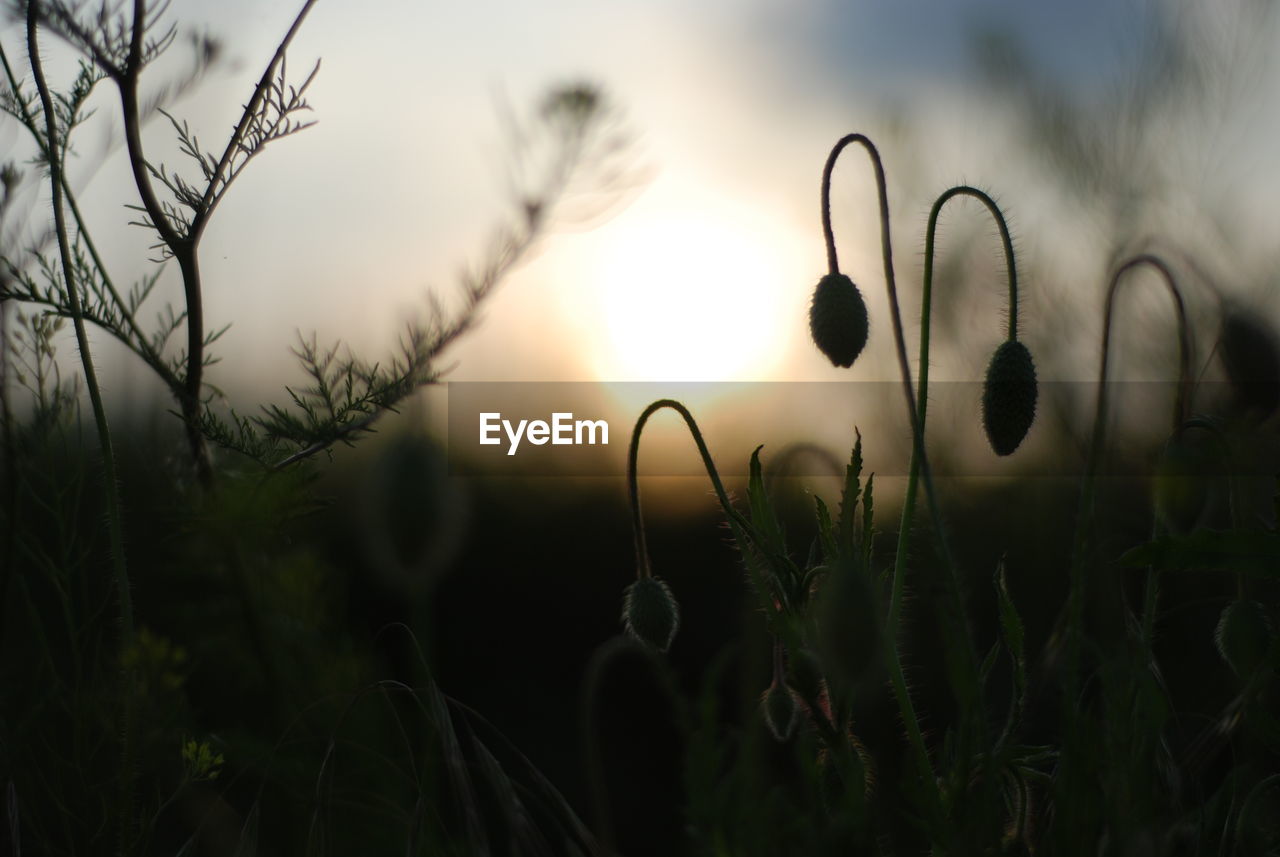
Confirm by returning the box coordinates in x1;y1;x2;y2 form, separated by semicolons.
3;0;1279;472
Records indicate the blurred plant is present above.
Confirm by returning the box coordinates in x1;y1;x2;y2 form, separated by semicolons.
0;1;637;854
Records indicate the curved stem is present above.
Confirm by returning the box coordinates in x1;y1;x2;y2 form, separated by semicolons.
627;399;750;578
819;137;932;538
27;5;136;853
891;186;1019;634
1066;253;1191;709
27;3;133;641
824;137;985;828
627;401;762;583
919;187;1020;428
882;187;1020;811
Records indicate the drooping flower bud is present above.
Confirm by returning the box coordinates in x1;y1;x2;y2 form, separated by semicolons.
622;576;679;652
809;273;869;368
761;680;801;741
981;340;1038;456
1215;598;1274;678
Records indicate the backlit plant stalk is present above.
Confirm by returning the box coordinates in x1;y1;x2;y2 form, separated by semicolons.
25;4;137;851
1065;253;1191;713
623;399;786;650
622;399;854;756
813;135;991;817
898;186;1026;646
893;185;1033;764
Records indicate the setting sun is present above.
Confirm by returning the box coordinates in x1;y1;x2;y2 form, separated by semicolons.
581;203;798;383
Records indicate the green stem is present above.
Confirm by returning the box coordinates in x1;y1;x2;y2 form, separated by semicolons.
1066;253;1190;717
892;185;1018;634
26;5;136;853
627;398;753;579
823;137;990;828
890;186;1022;815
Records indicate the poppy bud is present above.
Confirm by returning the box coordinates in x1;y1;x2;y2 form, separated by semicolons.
809;273;869;368
1215;598;1274;678
622;576;679;652
761;680;801;741
982;340;1038;456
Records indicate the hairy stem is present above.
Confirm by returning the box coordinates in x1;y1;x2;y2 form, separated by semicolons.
892;186;1018;630
823;136;985;819
627;398;754;579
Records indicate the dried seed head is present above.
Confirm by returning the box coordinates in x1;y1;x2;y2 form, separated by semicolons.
809;273;869;368
982;340;1038;456
1218;305;1280;419
622;576;679;652
761;681;801;741
1215;598;1274;678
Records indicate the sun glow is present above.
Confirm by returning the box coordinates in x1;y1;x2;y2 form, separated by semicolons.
583;206;796;385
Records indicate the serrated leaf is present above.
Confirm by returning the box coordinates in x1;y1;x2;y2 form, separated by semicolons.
861;473;875;570
747;445;784;553
814;495;836;561
996;561;1025;670
838;429;863;547
995;558;1027;744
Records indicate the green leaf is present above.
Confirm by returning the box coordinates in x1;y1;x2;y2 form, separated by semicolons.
995;559;1027;737
747;445;784;554
814;495;836;562
1120;529;1280;577
980;641;1000;686
861;473;875;571
838;429;863;548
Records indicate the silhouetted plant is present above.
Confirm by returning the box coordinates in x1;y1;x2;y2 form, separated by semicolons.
610;136;1279;855
0;2;633;854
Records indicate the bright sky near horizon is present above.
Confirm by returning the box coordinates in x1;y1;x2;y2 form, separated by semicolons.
3;0;1279;449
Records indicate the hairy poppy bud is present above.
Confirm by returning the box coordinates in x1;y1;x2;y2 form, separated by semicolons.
1215;598;1274;678
761;681;801;741
810;273;869;368
622;576;679;652
982;340;1038;456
